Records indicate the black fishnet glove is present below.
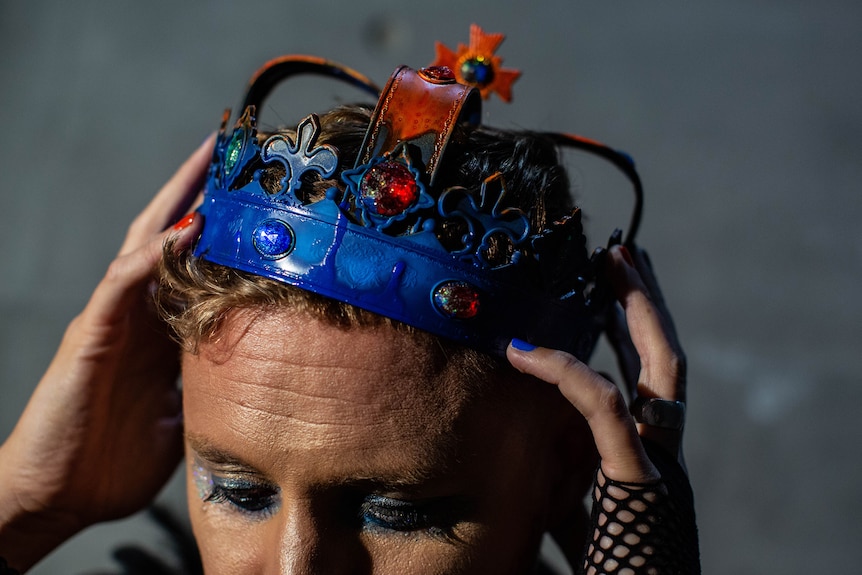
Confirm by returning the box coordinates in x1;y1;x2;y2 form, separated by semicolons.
583;442;699;575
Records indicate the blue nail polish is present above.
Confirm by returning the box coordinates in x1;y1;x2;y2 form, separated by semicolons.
511;338;536;352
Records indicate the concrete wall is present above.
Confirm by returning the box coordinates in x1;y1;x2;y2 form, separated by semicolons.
1;2;860;573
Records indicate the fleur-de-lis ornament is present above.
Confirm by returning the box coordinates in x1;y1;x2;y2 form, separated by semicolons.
262;115;339;201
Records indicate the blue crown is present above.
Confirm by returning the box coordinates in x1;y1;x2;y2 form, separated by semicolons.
194;53;642;358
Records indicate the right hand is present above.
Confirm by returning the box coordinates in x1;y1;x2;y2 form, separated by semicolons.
0;135;213;572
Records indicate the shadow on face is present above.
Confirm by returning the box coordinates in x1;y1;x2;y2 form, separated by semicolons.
182;309;594;574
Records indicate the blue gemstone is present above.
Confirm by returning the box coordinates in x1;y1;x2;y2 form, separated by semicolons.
252;219;294;259
460;58;494;86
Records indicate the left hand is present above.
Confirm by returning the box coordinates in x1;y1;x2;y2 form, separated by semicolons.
506;244;689;569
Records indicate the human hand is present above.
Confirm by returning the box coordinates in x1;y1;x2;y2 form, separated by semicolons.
507;245;698;574
0;136;212;572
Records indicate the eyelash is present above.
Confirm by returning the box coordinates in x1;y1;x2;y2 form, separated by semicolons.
360;495;453;537
204;479;280;518
197;468;455;536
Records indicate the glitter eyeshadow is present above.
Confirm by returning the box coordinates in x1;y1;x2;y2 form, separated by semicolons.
191;457;214;500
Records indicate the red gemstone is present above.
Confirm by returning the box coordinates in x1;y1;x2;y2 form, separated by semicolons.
419;66;456;84
433;281;481;319
359;161;420;216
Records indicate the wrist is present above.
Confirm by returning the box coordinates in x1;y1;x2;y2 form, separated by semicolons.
0;445;84;573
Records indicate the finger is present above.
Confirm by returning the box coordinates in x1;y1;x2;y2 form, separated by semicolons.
595;371;616;386
631;246;680;350
609;246;685;402
84;214;203;328
118;134;214;255
631;246;662;302
604;302;639;397
507;342;659;483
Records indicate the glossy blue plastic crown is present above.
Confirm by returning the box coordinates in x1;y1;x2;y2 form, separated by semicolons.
193;57;642;358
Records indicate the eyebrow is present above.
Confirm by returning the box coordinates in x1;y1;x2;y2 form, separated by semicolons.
337;469;449;492
185;432;459;490
185;432;257;469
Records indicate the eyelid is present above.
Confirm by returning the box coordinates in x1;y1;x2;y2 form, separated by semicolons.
359;493;469;540
367;493;473;513
190;447;273;485
204;464;280;495
211;475;268;489
192;455;280;518
360;495;431;530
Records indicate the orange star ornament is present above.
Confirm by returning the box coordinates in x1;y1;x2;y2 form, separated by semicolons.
431;24;522;102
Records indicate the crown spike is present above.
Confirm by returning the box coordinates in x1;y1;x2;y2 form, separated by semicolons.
261;114;338;201
430;24;521;102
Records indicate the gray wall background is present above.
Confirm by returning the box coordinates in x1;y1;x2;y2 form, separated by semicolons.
1;1;860;573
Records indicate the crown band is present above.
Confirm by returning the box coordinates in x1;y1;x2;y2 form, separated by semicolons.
197;184;601;356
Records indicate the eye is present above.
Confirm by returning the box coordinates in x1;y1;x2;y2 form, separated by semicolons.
360;495;455;536
205;477;280;516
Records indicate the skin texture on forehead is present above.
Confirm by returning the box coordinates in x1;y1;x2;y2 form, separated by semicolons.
181;308;587;574
186;309;473;483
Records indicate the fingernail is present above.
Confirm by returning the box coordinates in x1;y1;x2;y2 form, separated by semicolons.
609;228;623;246
618;245;635;267
172;213;196;231
510;338;536;352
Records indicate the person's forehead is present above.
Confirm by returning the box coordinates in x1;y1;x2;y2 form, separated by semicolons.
187;308;461;404
181;309;482;479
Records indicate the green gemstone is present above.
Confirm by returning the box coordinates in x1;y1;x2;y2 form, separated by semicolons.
460;57;494;86
224;131;244;175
